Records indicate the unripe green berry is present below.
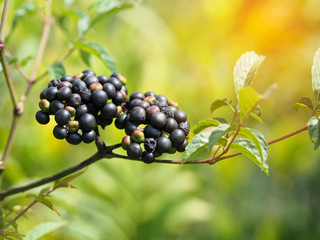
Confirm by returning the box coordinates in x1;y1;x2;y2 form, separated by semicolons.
131;129;145;143
65;106;76;117
39;99;50;113
89;82;103;92
67;120;80;133
168;100;180;109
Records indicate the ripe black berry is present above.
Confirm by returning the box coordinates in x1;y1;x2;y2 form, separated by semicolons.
58;81;72;89
113;91;125;106
130;92;145;102
165;118;178;133
101;102;117;119
40;88;47;99
169;129;186;147
108;77;122;91
68;93;82;108
179;121;190;136
146;105;160;119
115;113;127;129
79;87;92;103
83;75;99;87
127;143;142;158
135;100;150;110
130;106;146;124
97;115;113;128
36;110;50;124
141;151;155;164
156;136;172;153
53;125;67;139
98;75;109;85
48;78;61;87
60;75;73;82
46;87;58;101
174;110;187;123
103;83;116;99
124;121;139;135
72;79;87;94
55;109;71;126
91;90;108;108
75;104;88;119
111;72;127;85
57;86;72;101
66;132;82;145
50;100;65;114
82;130;97;143
144;125;161;139
156;94;168;103
79;113;96;132
82;69;96;75
144;91;156;97
177;139;188;152
150;112;167;129
163;106;177;118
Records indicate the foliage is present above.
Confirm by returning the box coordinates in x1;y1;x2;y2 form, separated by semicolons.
1;0;320;239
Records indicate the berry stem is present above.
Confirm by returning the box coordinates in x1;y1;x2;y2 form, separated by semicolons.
0;0;9;41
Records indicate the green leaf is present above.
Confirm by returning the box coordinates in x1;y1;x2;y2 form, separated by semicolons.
36;196;60;216
208;123;231;152
182;131;211;163
238;87;262;121
3;231;24;239
64;0;75;6
77;12;90;37
230;138;269;175
54;167;88;189
12;3;36;31
238;127;269;163
210;99;234;113
24;222;67;240
233;51;265;97
308;117;320;150
80;49;91;67
48;61;66;79
74;41;116;73
193;119;220;135
292;97;313;111
249;112;263;124
312;47;320;101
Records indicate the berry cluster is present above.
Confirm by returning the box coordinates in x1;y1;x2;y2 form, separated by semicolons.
117;91;190;163
35;70;127;145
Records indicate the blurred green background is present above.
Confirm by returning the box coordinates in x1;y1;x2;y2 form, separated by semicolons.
1;0;320;239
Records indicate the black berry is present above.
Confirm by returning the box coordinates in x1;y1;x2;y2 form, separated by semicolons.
169;129;186;147
82;130;97;143
101;102;117;119
141;151;155;164
53;125;67;139
127;143;142;158
36;110;50;124
79;113;96;132
66;132;82;145
150;112;167;129
55;109;71;126
91;90;108;108
156;136;172;153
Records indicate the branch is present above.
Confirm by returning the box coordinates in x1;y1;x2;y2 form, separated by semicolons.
0;0;9;41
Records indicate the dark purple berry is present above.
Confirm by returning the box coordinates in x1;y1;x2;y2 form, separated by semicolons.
48;78;61;88
124;121;139;135
141;151;155;164
101;102;117;119
72;79;87;94
144;125;161;139
50;100;65;114
103;83;116;99
130;106;146;124
36;110;50;124
144;91;156;97
40;88;48;99
98;75;109;85
46;87;58;101
112;91;125;105
108;77;122;91
121;135;131;150
130;92;145;102
127;143;142;158
53;125;67;139
60;75;73;82
82;130;96;143
177;139;188;152
79;113;96;131
156;94;168;103
67;93;82;108
55;109;71;126
165;118;178;133
150;112;167;129
97;115;113;128
146;105;160;119
57;86;72;101
169;129;186;147
156;136;172;153
155;99;168;111
163;106;177;118
135;101;150;110
179;121;190;136
83;75;99;87
144;138;157;152
111;72;127;85
174;110;187;123
82;69;96;75
57;81;72;89
115;113;127;129
91;90;108;108
66;132;82;145
75;104;88;119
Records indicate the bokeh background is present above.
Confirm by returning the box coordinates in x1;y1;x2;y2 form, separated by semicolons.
1;0;320;239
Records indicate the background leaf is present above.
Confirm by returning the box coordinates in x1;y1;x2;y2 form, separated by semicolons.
11;3;36;31
193;119;220;134
80;49;91;67
309;117;320;150
238;87;262;121
208;123;231;152
47;61;66;79
182;131;211;163
24;222;67;240
233;51;265;96
230;138;269;175
75;41;116;73
210;99;234;113
312;47;320;101
77;12;90;38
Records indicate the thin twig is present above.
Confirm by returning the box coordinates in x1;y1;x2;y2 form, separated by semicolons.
0;0;9;41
